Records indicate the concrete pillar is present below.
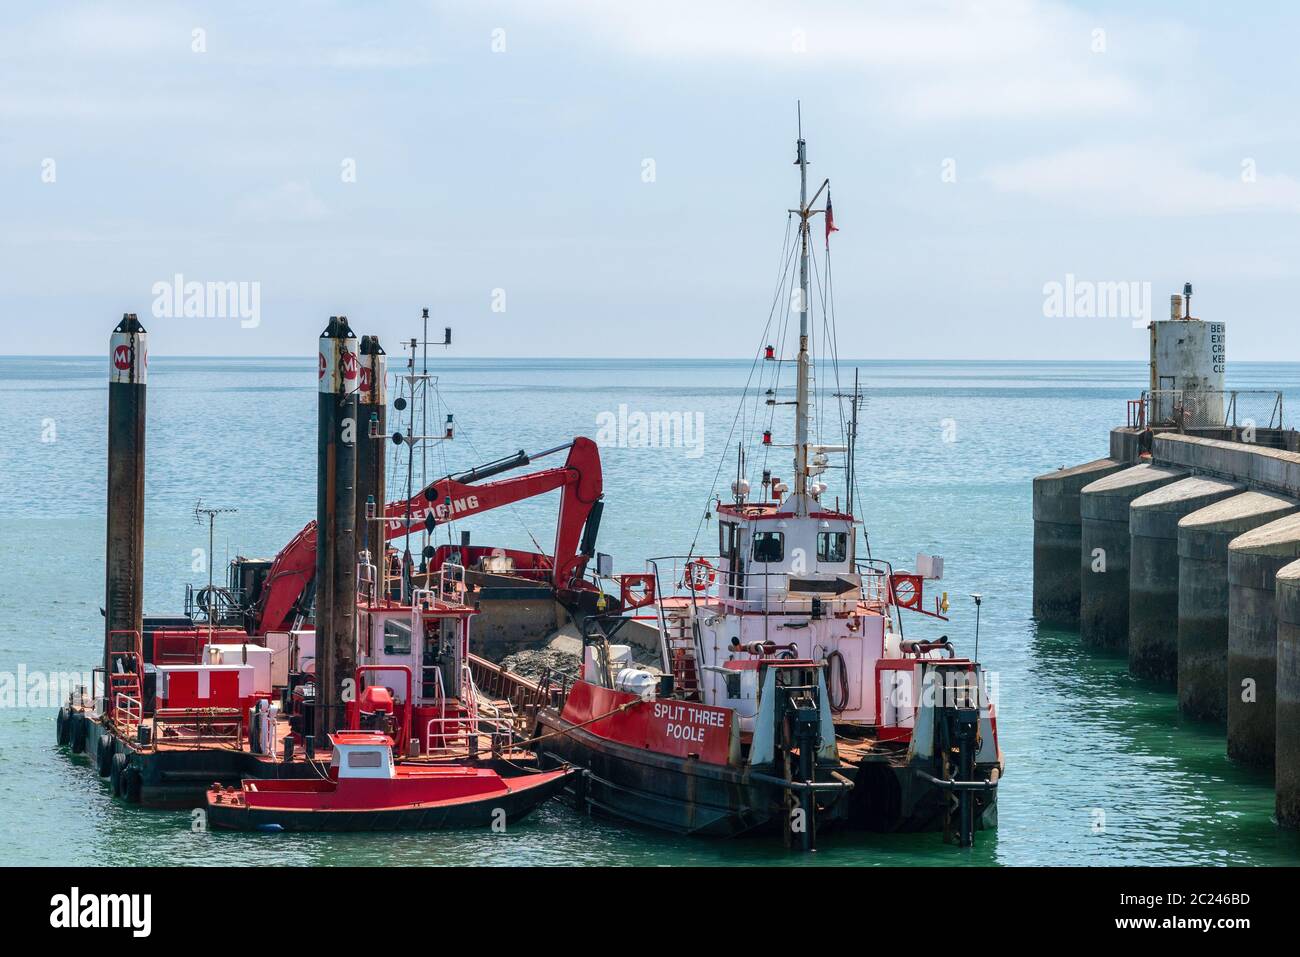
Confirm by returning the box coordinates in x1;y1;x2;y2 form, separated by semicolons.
1033;459;1125;626
1079;464;1185;650
1277;560;1300;828
1226;513;1300;768
1177;491;1297;724
1128;476;1243;684
355;335;387;581
1109;427;1149;464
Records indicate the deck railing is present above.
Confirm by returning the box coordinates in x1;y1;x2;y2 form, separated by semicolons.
113;693;143;736
468;653;562;718
647;554;867;611
437;562;468;603
423;711;518;757
1135;389;1284;432
151;707;243;749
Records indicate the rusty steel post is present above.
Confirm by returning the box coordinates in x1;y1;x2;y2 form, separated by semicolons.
355;335;387;597
105;314;147;690
315;317;360;740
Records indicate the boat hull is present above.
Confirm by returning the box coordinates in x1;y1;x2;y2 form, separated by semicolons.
204;766;574;832
843;753;999;834
535;707;849;838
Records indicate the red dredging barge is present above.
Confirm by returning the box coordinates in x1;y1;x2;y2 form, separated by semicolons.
59;313;601;833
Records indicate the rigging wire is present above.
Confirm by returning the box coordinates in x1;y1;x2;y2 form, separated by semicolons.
380;363;548;565
759;222;800;477
436;395;548;558
434;383;454;555
809;238;845;446
747;215;797;446
819;205;870;555
744;218;795;453
686;213;799;558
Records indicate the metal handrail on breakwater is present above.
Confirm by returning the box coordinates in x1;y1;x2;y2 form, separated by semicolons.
1131;388;1284;431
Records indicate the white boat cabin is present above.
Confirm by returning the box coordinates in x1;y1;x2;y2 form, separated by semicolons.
327;731;396;779
660;494;907;732
356;588;474;710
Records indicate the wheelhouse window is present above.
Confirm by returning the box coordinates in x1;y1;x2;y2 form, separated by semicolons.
817;531;848;564
384;619;411;655
720;521;744;598
347;750;383;768
752;531;784;563
719;521;738;559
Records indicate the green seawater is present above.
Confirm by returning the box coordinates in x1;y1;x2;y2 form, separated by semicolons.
3;355;1300;866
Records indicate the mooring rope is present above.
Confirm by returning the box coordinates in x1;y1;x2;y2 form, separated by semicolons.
507;698;642;751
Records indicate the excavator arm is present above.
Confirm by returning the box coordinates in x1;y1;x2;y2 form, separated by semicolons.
253;437;603;635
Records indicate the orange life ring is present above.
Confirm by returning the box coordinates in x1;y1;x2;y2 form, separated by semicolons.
619;573;657;610
687;559;716;592
889;573;923;611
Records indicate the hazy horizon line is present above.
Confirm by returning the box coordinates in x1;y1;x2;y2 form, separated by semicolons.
3;354;1282;364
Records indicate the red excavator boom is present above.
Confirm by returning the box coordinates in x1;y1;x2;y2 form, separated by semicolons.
253;437;603;635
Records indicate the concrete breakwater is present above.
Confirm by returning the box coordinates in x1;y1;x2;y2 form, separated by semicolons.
1226;514;1300;768
1177;491;1297;724
1277;565;1300;828
1078;463;1185;650
1032;458;1124;626
1129;475;1243;684
1033;429;1300;828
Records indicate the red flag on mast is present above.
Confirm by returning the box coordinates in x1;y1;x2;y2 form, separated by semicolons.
825;188;839;244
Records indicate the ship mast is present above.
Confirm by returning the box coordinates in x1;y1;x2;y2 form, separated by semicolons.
793;108;812;513
788;106;835;515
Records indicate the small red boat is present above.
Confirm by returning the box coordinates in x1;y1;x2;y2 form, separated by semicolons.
205;731;576;831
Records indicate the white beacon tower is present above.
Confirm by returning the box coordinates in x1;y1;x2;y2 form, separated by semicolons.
1148;282;1226;425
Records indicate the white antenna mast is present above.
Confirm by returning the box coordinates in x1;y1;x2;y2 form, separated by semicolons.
791;104;831;515
194;499;237;641
794;104;812;512
392;309;454;592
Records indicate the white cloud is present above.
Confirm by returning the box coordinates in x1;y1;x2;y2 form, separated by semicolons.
329;43;433;69
60;11;178;54
898;66;1138;121
528;0;1158;120
0;90;210;120
1;7;185;58
234;181;329;224
984;144;1300;216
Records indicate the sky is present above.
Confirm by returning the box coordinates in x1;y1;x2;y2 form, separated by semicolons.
3;1;1299;360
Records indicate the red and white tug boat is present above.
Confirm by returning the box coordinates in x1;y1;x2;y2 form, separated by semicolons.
535;121;1003;849
205;731;573;832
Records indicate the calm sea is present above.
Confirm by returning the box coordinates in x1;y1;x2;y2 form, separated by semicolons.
3;355;1300;866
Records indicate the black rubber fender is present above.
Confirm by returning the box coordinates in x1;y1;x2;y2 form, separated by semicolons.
56;708;70;746
70;714;87;754
96;734;115;775
110;752;126;796
119;764;141;803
